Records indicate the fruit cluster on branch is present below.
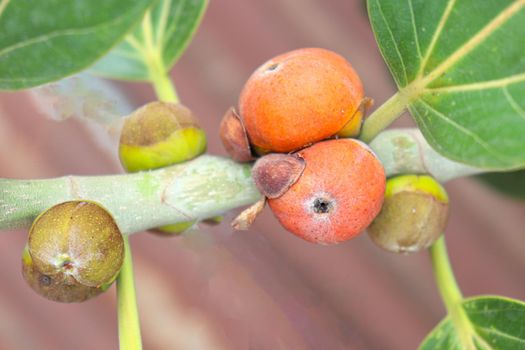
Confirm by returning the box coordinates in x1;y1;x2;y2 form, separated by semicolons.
220;48;450;248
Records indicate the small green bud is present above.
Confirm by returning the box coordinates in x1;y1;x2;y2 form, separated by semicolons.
119;101;207;172
151;215;224;236
367;175;449;254
151;220;196;236
22;201;124;302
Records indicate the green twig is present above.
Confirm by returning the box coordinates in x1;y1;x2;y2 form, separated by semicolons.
360;91;410;143
116;19;181;349
142;8;179;104
147;45;179;103
429;236;477;349
117;236;142;350
430;236;463;311
150;65;179;103
0;130;488;233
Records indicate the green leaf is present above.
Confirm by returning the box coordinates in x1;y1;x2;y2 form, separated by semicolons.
420;296;525;350
477;170;525;200
90;0;208;81
368;0;525;170
0;0;154;90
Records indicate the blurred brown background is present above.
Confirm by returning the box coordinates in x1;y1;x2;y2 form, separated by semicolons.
1;1;524;349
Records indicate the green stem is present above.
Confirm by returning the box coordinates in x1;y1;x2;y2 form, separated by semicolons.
360;91;409;143
430;236;463;312
149;58;179;103
117;236;142;350
0;130;487;233
116;22;179;348
430;236;476;349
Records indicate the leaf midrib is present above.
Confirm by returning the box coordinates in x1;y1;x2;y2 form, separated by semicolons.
0;0;10;20
0;10;135;59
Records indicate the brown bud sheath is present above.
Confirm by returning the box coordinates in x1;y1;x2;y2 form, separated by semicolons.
252;153;305;199
219;107;255;162
231;198;266;230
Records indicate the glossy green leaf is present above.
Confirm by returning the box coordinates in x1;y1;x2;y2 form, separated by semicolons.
0;0;154;90
420;296;525;349
477;170;525;200
368;0;525;170
90;0;208;81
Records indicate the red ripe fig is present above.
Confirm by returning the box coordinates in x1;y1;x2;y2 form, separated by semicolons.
255;139;385;244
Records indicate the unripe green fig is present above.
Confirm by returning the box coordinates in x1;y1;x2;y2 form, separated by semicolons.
119;101;210;234
119;101;207;173
367;175;449;254
22;201;124;302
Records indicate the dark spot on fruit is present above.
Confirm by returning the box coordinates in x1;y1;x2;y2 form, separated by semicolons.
313;198;333;214
266;63;279;71
39;274;52;286
61;260;74;270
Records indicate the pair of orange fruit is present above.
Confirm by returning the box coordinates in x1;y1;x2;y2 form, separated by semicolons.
221;48;386;244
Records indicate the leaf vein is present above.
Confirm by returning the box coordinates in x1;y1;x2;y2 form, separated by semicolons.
0;12;133;59
422;0;525;86
418;99;512;163
475;326;525;344
112;49;144;61
417;0;456;78
155;0;172;46
0;0;10;20
408;0;422;61
162;0;186;48
466;307;525;314
426;73;525;93
503;86;525;122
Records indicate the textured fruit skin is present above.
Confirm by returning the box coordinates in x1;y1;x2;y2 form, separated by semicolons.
22;245;106;303
239;48;365;153
268;139;385;244
22;201;124;302
119;102;207;172
368;175;449;253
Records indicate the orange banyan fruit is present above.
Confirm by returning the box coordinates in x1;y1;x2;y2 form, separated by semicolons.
239;48;365;153
265;139;385;244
